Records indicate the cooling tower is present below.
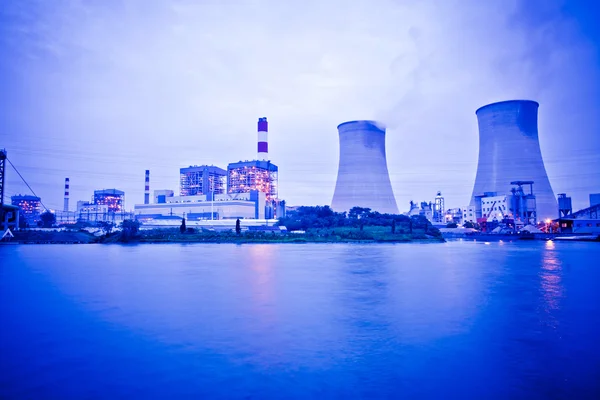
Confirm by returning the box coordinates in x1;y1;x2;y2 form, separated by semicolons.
331;120;399;214
470;100;557;219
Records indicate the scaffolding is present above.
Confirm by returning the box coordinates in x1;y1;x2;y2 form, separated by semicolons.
227;161;278;200
180;166;226;197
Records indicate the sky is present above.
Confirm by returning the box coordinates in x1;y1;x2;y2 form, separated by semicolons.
1;0;599;212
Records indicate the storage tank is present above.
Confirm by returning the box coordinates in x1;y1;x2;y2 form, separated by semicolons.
470;100;557;220
331;120;399;214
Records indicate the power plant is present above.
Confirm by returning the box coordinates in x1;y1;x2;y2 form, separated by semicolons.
470;100;557;220
331;120;399;214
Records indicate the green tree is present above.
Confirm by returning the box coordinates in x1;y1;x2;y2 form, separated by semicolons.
391;219;396;234
39;211;56;228
180;218;186;233
120;219;141;242
98;221;114;235
446;222;458;228
235;218;241;235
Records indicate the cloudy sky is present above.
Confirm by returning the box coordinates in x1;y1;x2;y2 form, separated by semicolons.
1;0;599;212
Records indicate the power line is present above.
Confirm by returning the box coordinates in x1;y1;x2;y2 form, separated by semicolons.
6;157;50;213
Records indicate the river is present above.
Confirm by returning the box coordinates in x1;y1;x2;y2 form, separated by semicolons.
1;241;599;398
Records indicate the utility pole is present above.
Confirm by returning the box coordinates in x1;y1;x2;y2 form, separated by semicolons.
0;149;6;230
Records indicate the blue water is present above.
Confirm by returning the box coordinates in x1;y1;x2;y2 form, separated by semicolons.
1;241;599;399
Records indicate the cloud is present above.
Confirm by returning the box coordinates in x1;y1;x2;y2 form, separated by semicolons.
1;0;598;211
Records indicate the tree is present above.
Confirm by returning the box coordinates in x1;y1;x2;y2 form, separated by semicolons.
120;219;141;242
39;211;56;228
463;221;476;229
98;221;114;235
446;222;458;228
180;218;186;233
235;218;241;235
391;219;396;234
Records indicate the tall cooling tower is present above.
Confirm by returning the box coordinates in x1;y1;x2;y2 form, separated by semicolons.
331;120;399;214
470;100;557;219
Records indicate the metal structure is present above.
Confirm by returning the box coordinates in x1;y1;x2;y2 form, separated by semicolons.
509;181;537;225
227;160;278;200
0;149;6;219
64;178;70;212
144;170;150;205
558;193;572;218
470;100;556;220
331;120;398;214
93;189;125;212
180;165;226;197
257;117;269;161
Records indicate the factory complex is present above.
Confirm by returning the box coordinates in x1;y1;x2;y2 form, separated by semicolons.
1;101;599;235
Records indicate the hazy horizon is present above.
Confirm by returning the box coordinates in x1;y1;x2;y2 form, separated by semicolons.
2;0;599;212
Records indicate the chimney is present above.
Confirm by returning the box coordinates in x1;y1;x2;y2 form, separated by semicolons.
64;178;70;212
144;170;150;204
257;117;268;161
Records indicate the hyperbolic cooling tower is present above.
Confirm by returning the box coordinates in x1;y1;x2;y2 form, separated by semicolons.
470;100;557;219
331;120;399;214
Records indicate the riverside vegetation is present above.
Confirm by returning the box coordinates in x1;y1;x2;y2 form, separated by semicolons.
10;206;444;244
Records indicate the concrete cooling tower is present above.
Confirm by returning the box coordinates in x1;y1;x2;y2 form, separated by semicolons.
470;100;557;219
331;120;399;214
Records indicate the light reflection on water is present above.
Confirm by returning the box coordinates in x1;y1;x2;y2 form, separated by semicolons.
1;241;600;399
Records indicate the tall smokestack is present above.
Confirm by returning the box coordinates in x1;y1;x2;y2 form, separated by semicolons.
331;120;399;214
64;178;69;212
257;117;268;160
470;100;556;219
144;170;150;204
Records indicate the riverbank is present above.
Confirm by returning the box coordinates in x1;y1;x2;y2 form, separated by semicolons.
5;227;444;244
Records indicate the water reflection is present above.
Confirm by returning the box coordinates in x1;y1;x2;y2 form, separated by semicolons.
540;240;563;325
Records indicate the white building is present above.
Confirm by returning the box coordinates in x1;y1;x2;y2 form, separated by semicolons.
134;190;267;220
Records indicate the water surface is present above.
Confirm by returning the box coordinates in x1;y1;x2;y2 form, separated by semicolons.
1;241;599;398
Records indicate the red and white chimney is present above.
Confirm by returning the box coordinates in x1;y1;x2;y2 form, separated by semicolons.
64;178;70;212
144;170;150;204
257;117;268;160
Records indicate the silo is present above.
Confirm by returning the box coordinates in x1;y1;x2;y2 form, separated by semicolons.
470;100;557;220
331;120;399;214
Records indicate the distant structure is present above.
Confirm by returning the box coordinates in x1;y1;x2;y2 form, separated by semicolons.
433;191;445;223
11;195;42;225
257;117;268;161
590;193;600;208
470;100;556;219
154;189;174;204
93;189;125;212
228;160;278;201
558;193;572;218
64;178;70;212
331;120;398;214
144;170;150;205
180;166;226;197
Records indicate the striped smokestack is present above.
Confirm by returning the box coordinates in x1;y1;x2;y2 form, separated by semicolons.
64;178;70;212
144;170;150;204
257;117;268;160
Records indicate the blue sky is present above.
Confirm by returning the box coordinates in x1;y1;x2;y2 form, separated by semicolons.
1;0;599;211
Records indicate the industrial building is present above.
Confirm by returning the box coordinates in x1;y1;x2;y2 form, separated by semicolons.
93;189;125;212
470;100;557;220
331;120;399;214
154;190;174;204
465;181;538;231
11;195;42;225
227;160;278;200
556;193;600;234
180;166;226;197
134;117;285;223
134;190;267;220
